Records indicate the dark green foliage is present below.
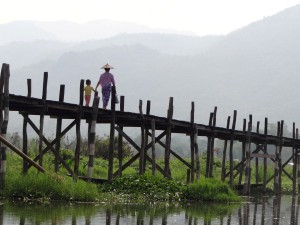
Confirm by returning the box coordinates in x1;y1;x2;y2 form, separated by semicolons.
182;178;241;202
99;174;183;202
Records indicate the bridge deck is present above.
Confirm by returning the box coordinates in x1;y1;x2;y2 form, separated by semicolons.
9;93;298;148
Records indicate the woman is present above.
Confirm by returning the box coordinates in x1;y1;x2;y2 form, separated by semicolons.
95;63;116;109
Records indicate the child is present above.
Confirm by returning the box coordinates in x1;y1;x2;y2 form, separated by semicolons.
84;79;95;106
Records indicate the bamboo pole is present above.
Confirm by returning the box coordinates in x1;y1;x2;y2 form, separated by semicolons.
117;96;124;177
38;72;48;167
108;85;116;181
87;94;100;180
139;99;145;175
54;85;65;172
221;116;230;181
164;97;173;178
22;79;31;174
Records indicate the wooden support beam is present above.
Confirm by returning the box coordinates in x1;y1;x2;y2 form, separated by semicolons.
117;95;125;177
22;79;31;174
229;110;237;187
238;118;247;185
190;101;195;182
108;85;116;181
38;72;48;167
139;100;145;175
0;63;9;188
243;114;252;195
194;124;200;180
255;121;260;185
292;122;297;195
205;112;213;177
74;79;84;178
209;106;217;177
221;116;230;181
144;100;151;173
113;127;168;177
23;115;75;174
0;135;45;173
151;119;156;175
87;95;99;180
263;117;268;193
164;97;173;178
54;84;65;172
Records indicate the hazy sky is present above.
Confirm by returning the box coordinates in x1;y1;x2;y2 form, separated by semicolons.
0;0;299;35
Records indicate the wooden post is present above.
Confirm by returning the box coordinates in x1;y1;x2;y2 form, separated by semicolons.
221;116;231;181
117;96;125;177
108;85;116;181
38;72;48;167
74;79;84;178
0;63;9;189
151;119;156;175
296;128;300;193
87;95;100;180
255;121;260;184
190;102;195;182
139;100;145;175
54;85;65;172
164;97;173;178
274;121;281;194
243;114;252;195
186;169;191;184
205;112;213;177
209;106;217;177
292;122;296;195
194;124;200;180
297;128;300;194
229;110;237;187
143;100;151;173
238;118;246;185
22;79;31;174
278;120;284;194
263;117;268;193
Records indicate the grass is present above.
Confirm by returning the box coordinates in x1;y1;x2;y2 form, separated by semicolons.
2;149;292;203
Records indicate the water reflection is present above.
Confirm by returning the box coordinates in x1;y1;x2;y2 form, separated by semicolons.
0;195;299;224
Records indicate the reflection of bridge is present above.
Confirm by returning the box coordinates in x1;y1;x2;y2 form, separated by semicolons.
1;63;300;195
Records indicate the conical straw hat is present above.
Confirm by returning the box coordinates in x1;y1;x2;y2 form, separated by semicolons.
101;63;114;69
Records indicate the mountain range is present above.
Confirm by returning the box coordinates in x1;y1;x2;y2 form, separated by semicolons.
1;4;300;136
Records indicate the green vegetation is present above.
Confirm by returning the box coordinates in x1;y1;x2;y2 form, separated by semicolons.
0;151;241;203
3;171;98;202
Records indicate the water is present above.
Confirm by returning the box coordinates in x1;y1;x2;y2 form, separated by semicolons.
0;195;298;224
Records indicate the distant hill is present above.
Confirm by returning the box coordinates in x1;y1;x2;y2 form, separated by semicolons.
3;4;300;135
0;20;197;45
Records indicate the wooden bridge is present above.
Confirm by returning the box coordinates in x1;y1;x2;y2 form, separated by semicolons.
0;63;299;195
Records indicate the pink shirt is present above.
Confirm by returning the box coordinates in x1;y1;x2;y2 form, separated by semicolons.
98;72;115;87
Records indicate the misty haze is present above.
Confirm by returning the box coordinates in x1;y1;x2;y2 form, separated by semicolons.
1;5;300;135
